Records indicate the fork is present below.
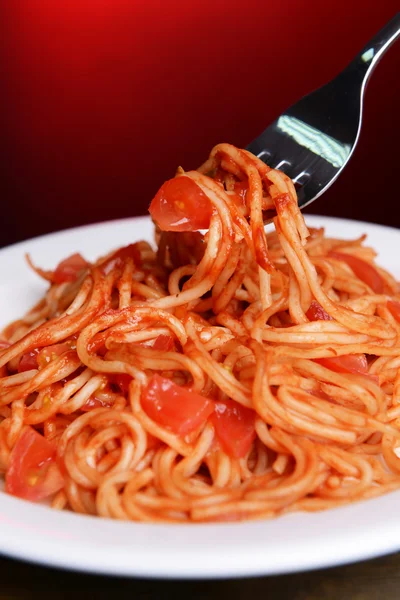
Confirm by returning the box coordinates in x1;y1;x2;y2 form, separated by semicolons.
247;13;400;214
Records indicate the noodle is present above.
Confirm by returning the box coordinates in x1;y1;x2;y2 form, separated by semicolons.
0;143;400;522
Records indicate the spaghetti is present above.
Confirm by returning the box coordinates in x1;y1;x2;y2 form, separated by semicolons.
1;143;400;522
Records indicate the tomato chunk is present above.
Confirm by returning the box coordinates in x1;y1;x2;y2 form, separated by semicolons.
19;342;76;373
152;334;175;351
308;388;334;401
88;332;108;356
18;348;40;372
328;251;384;293
113;373;133;394
81;396;113;411
387;300;400;323
53;253;89;284
101;243;142;274
5;427;64;501
314;354;379;384
149;176;212;232
37;342;75;369
306;301;333;321
141;334;175;351
315;354;368;375
142;374;214;435
210;399;256;458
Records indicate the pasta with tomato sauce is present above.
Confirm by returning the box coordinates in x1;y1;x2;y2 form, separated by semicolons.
1;143;400;522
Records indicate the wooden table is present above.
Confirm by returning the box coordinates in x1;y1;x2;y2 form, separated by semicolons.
1;552;400;599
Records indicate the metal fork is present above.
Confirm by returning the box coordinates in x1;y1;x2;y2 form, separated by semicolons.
247;13;400;213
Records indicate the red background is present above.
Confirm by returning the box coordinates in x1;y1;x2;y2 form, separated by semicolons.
2;1;400;248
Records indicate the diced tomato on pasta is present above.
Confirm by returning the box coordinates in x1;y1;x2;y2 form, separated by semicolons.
149;177;212;232
210;399;255;458
142;374;214;435
113;373;133;394
53;253;89;284
315;354;378;384
315;354;368;375
101;243;142;274
81;396;113;411
6;427;64;501
328;251;384;293
306;301;333;321
142;334;175;351
18;349;41;372
37;342;75;369
19;342;75;373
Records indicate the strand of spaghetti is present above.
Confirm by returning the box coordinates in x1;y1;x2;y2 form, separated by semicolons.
210;144;275;273
244;429;320;503
150;216;227;308
275;219;312;311
293;358;385;416
272;343;400;359
273;191;396;339
0;270;107;368
261;327;371;345
0;353;81;406
211;242;244;313
185;318;252;408
249;283;289;342
76;306;188;383
250;341;358;443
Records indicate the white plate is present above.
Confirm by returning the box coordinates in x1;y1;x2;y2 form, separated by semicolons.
0;215;399;579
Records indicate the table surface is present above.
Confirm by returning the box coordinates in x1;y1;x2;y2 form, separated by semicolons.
1;551;400;599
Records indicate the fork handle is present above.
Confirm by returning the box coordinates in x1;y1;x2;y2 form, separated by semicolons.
345;13;400;86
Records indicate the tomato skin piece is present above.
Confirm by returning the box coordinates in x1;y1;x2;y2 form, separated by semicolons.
306;301;333;321
387;300;400;323
328;251;385;294
142;374;214;435
210;399;256;458
81;396;113;411
18;348;40;372
315;354;368;375
142;334;175;351
314;354;379;384
101;243;142;274
53;253;89;284
5;427;64;501
149;177;212;232
37;342;75;369
151;334;175;351
308;388;333;401
113;244;141;265
19;342;75;373
113;373;133;394
88;332;108;356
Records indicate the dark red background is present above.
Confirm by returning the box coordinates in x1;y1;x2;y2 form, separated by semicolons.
2;1;399;248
